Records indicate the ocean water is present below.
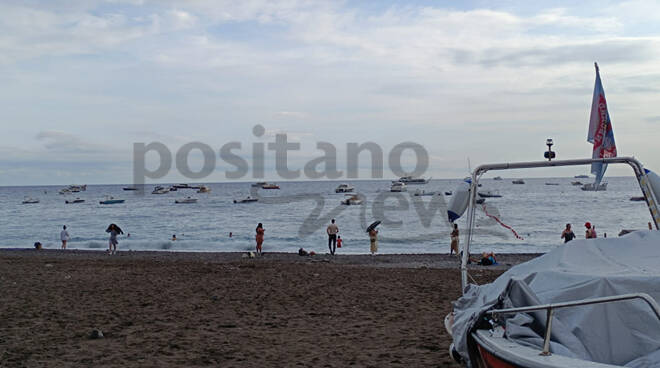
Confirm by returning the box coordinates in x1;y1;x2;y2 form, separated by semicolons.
1;177;652;254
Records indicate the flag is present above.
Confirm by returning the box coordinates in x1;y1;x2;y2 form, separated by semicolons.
587;62;617;186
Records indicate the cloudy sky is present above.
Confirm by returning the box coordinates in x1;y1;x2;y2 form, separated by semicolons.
2;0;660;185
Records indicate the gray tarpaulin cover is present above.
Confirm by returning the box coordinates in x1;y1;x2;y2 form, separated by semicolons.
452;230;660;367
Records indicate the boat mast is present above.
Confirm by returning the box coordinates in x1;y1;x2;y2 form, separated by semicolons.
461;156;660;292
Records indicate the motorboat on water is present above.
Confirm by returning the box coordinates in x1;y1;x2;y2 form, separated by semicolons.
445;156;660;368
21;197;40;204
574;174;590;178
477;190;502;198
445;191;453;195
168;186;178;192
99;196;124;205
251;182;280;189
65;198;85;204
394;176;430;184
545;182;560;186
340;194;363;205
390;181;407;192
630;196;646;201
197;185;211;193
571;181;583;186
335;183;355;193
173;184;192;189
512;179;525;184
233;196;258;203
152;186;170;194
122;186;138;191
581;182;608;191
175;197;198;204
493;176;503;180
412;189;437;196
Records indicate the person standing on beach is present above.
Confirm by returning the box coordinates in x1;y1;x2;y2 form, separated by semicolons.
106;223;123;254
561;224;575;243
60;225;70;249
255;223;265;255
327;219;339;255
369;228;378;255
585;222;597;238
450;223;459;255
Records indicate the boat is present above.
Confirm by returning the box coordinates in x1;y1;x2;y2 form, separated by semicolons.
581;182;608;191
21;197;40;204
445;156;660;368
493;176;503;180
174;197;198;204
173;184;193;189
99;196;124;205
445;191;453;196
475;198;485;205
65;198;85;204
168;186;178;192
395;176;430;184
340;194;363;205
251;182;268;188
261;183;280;189
512;179;525;184
152;186;170;194
233;196;258;203
545;182;560;186
478;190;502;198
58;188;70;195
122;186;138;191
571;181;583;186
574;174;590;178
335;183;355;193
390;181;407;192
197;185;211;193
630;196;646;201
412;189;437;196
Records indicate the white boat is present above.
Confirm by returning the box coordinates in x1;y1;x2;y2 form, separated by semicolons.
175;197;198;204
395;176;430;184
21;197;40;204
390;182;407;192
581;182;608;191
412;189;437;196
233;196;258;203
446;156;660;368
65;198;85;204
335;183;355;193
99;196;125;205
152;186;170;194
197;185;211;193
340;194;363;205
512;179;525;184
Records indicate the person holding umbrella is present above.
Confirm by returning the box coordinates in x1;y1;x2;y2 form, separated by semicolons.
366;221;380;255
106;223;124;254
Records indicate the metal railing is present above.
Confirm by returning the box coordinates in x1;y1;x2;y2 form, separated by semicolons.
485;293;660;356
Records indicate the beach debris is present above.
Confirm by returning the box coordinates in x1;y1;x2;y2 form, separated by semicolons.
89;329;104;339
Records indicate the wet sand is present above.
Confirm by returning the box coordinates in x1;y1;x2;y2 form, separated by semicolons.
0;250;538;367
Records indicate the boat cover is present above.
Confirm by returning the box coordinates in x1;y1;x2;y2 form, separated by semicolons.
452;230;660;367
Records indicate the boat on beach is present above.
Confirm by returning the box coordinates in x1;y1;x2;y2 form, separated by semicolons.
21;197;40;204
335;183;355;193
99;196;124;205
445;156;660;368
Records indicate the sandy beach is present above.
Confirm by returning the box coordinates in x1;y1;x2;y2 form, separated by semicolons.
0;250;538;367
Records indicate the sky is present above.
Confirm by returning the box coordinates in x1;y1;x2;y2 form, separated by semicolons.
1;0;660;185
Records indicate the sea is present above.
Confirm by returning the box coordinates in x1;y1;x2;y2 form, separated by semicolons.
1;177;652;255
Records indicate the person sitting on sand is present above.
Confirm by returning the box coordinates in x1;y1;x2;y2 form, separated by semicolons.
561;223;575;243
479;252;497;266
369;228;378;255
450;223;459;255
585;222;597;238
255;223;265;255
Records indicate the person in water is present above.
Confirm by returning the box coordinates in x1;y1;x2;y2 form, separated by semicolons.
171;234;177;241
106;223;124;254
337;235;343;249
450;223;459;255
561;223;575;243
255;223;265;255
585;222;597;238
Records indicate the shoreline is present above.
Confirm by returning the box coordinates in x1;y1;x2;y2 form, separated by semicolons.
0;249;539;367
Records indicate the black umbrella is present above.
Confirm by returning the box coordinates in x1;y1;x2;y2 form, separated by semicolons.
366;220;381;233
